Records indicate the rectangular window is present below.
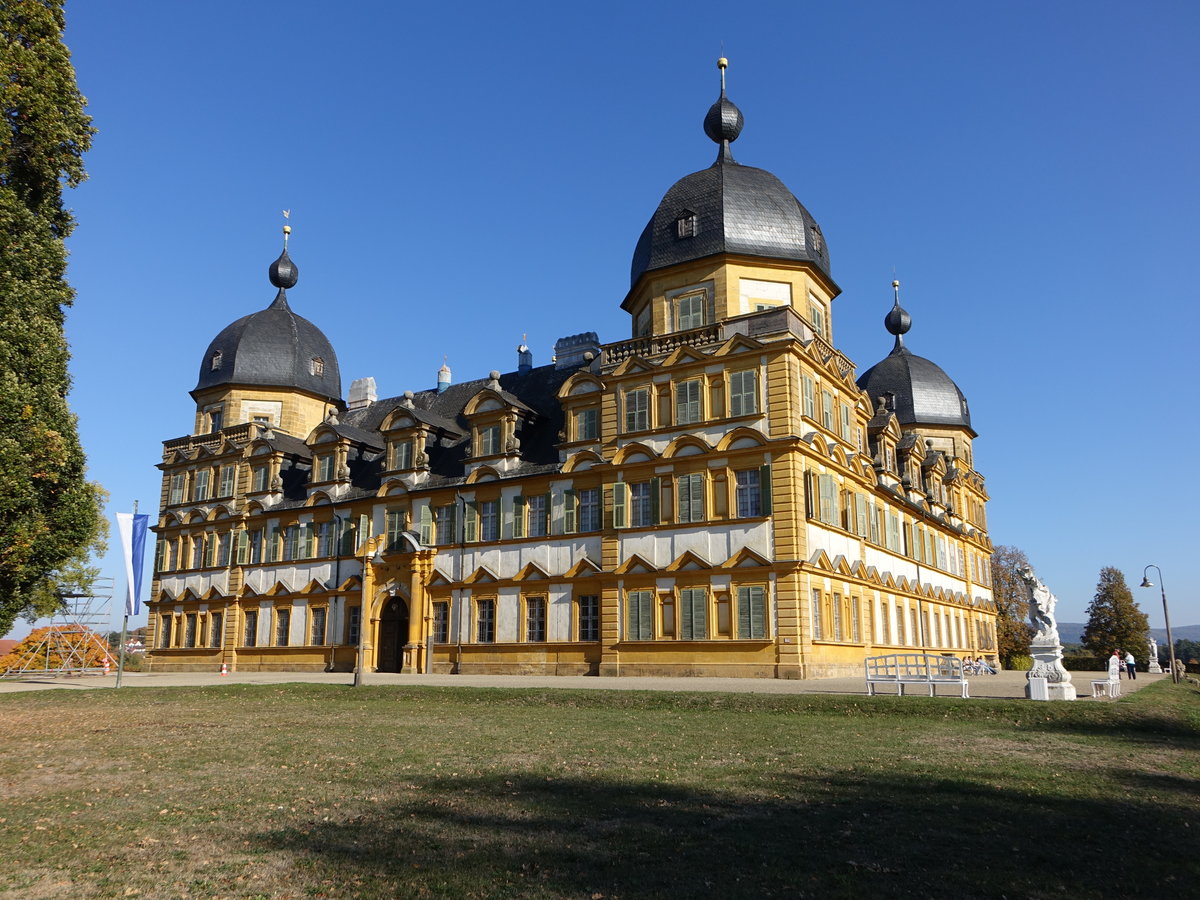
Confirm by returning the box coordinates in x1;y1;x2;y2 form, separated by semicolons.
463;501;478;542
840;404;852;441
809;300;826;339
578;595;599;641
209;612;223;648
275;609;290;646
851;597;860;642
476;599;496;643
218;465;236;497
347;607;360;646
624;388;649;432
832;592;842;641
526;597;547;642
310;608;326;645
802;376;815;420
677;473;705;523
216;531;231;566
192;469;210;502
283;525;300;561
480;500;499;542
676;292;706;330
434;504;455;545
630;480;658;528
315;521;332;557
578;488;601;532
678;588;707;640
675;380;702;425
737;586;766;639
190;534;205;569
817;474;838;526
386;510;404;551
316;455;334;482
160;614;173;648
811;589;823;640
169;473;186;505
243;611;258;647
433;603;449;643
479;424;501;456
527;493;549;538
821;391;834;431
574;408;598;441
252;465;269;493
729;369;758;416
735;469;762;518
392;439;413;470
184;613;197;648
626;590;654;640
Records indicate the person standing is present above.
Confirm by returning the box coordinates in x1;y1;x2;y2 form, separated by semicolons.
1124;650;1137;680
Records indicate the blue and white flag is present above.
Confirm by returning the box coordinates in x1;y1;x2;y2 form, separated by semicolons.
116;512;150;617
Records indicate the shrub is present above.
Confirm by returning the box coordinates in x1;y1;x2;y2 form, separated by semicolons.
1006;654;1033;671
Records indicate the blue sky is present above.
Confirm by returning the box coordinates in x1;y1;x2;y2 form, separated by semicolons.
8;0;1197;639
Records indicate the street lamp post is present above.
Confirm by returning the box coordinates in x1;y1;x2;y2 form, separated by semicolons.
1140;565;1179;684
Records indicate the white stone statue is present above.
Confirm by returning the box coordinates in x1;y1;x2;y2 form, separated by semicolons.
1147;637;1163;674
1018;564;1076;701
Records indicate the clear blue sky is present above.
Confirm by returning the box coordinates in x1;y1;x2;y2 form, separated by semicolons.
9;0;1197;639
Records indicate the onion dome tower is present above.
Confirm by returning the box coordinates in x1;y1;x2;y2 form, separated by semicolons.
629;58;832;290
190;223;342;436
856;281;974;436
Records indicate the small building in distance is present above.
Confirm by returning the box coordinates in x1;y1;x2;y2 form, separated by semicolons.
146;61;997;678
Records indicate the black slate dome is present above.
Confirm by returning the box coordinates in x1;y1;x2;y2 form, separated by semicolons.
193;246;341;402
856;288;973;435
630;64;831;288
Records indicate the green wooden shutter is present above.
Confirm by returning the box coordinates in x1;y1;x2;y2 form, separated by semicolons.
759;464;772;516
419;505;432;545
464;501;478;542
563;489;577;533
855;493;868;537
612;483;627;529
202;534;215;568
818;474;836;525
512;495;525;538
737;585;765;639
649;477;661;525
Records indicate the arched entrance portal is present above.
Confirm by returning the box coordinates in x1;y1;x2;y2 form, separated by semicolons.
377;596;409;673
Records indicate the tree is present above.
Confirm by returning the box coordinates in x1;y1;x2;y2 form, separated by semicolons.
0;624;112;673
0;1;99;636
1081;567;1150;662
990;545;1034;665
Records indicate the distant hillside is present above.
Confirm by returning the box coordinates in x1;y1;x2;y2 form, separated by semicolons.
1058;622;1200;645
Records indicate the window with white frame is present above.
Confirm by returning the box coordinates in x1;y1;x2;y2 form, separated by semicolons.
435;504;456;545
675;291;706;331
526;493;549;538
218;464;235;497
630;481;655;528
316;454;335;482
574;408;598;441
392;439;413;470
310;607;326;645
479;500;499;542
275;609;290;646
192;469;210;502
479;424;501;456
811;588;824;640
808;297;826;339
476;599;496;643
433;603;449;642
578;488;600;532
169;473;186;505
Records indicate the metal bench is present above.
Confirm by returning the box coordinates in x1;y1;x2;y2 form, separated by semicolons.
865;653;969;698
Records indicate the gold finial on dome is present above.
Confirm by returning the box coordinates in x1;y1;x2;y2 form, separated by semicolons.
282;209;292;246
717;56;728;92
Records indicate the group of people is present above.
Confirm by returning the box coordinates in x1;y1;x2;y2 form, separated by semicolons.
964;656;996;675
1109;649;1138;680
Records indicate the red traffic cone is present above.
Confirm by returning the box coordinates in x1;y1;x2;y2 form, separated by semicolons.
220;662;228;676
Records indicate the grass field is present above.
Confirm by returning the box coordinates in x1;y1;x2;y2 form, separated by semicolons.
2;680;1198;899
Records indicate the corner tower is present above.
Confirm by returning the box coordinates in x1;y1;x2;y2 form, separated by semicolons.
190;225;343;437
623;59;839;344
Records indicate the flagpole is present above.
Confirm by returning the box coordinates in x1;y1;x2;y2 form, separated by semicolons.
115;500;137;689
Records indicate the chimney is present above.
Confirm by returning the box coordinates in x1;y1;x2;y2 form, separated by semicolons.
437;358;451;393
347;377;377;410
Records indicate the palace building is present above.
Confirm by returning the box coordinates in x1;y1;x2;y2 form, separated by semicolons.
146;62;998;678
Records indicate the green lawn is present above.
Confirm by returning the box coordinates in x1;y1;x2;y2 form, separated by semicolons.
2;681;1198;899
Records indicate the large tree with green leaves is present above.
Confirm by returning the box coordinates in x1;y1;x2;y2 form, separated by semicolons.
1081;567;1150;662
989;545;1034;666
0;0;101;636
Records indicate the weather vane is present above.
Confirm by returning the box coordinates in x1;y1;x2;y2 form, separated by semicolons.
282;209;291;246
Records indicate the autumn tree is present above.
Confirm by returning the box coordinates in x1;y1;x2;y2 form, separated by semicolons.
0;0;101;635
990;545;1034;666
0;624;112;673
1081;567;1150;662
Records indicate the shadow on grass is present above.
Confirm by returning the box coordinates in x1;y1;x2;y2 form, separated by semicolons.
257;768;1200;899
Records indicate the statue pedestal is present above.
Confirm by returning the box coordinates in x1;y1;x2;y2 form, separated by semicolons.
1148;660;1163;674
1026;642;1076;701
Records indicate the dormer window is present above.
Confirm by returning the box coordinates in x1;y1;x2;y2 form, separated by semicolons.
676;210;697;238
479;424;501;456
391;439;413;470
310;357;324;376
315;454;335;482
210;350;222;370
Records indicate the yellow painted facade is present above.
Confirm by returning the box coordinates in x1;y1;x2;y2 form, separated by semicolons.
146;76;997;679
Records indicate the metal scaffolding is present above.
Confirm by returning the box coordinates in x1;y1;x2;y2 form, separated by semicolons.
1;577;116;678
